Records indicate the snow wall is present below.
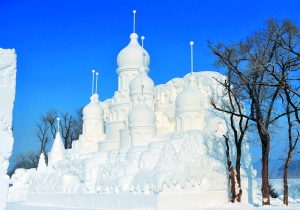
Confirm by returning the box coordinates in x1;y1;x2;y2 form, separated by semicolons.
0;48;17;210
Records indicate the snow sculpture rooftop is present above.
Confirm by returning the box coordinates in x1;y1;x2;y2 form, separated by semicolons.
8;11;257;209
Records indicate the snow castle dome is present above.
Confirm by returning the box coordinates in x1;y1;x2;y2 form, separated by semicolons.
117;33;150;69
82;94;104;117
175;75;205;109
129;66;154;93
128;95;156;125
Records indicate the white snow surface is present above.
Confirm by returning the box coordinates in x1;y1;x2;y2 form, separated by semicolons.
0;48;16;210
5;179;300;209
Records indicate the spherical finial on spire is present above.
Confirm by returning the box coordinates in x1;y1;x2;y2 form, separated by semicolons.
57;117;60;121
133;10;136;14
141;36;145;40
91;70;96;95
190;41;194;46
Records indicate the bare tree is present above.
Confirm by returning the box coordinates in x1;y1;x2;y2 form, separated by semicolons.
35;115;51;163
31;107;83;169
249;19;300;206
60;112;81;149
37;108;83;151
208;18;300;205
212;75;251;202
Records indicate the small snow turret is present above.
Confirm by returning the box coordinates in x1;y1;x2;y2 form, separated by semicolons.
175;75;204;109
36;153;47;173
129;66;154;109
48;119;66;166
128;95;156;146
82;94;104;138
175;42;206;131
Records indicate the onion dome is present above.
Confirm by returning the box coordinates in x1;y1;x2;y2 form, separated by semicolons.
82;94;104;117
129;66;154;94
175;75;205;109
128;95;156;125
117;33;150;69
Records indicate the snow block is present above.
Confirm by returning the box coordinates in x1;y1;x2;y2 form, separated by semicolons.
0;48;17;210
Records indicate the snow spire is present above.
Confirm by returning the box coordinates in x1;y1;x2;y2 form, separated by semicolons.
57;117;60;133
133;10;136;33
37;153;47;173
141;36;145;48
138;67;145;95
141;36;146;67
190;41;194;75
91;69;95;95
95;72;99;94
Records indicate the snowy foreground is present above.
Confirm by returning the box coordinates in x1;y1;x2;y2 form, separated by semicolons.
5;199;300;210
5;179;300;210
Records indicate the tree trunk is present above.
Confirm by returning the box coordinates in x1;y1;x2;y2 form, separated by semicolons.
261;137;270;205
236;146;242;202
224;135;236;202
283;152;292;205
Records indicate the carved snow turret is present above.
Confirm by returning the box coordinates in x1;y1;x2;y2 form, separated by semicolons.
36;153;47;173
117;33;150;91
175;75;206;131
129;66;154;110
128;95;156;146
72;93;105;152
82;94;104;139
48;131;65;166
116;12;150;92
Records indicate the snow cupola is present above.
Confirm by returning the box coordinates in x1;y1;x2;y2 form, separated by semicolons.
82;94;104;118
175;75;204;109
116;11;150;92
128;95;156;146
82;93;105;139
175;42;206;131
128;95;156;125
129;66;155;109
117;33;150;70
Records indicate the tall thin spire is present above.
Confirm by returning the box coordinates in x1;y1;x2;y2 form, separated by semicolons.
95;72;99;94
141;36;145;66
57;117;60;133
91;70;95;95
133;10;136;33
138;67;145;95
140;35;145;95
141;36;145;48
190;41;194;75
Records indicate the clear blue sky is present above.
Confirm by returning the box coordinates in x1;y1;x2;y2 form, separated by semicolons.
1;0;300;165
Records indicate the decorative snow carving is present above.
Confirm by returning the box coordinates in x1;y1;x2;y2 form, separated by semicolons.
8;29;258;209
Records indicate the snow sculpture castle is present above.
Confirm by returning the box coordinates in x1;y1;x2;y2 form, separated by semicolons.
11;11;257;209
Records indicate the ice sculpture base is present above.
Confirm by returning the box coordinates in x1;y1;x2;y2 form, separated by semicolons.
27;191;229;209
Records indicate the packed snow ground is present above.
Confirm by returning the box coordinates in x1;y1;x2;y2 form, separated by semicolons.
4;201;300;210
5;179;300;209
